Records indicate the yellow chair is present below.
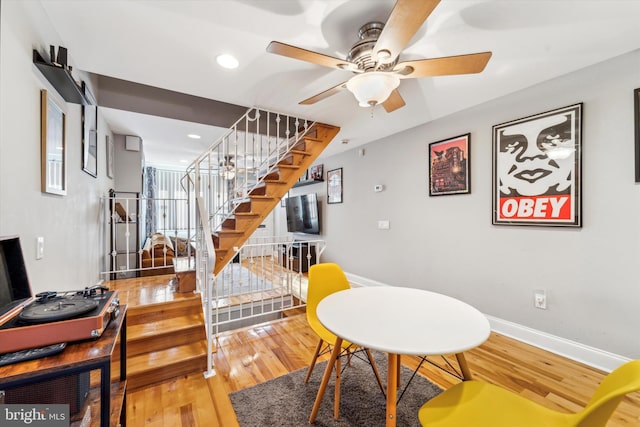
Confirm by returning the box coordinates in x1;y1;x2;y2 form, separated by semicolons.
418;359;640;427
304;263;384;418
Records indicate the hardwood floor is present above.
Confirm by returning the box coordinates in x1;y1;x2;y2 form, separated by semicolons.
125;312;640;426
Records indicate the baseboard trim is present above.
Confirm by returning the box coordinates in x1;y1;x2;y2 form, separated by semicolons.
345;272;629;372
345;273;388;288
487;316;629;372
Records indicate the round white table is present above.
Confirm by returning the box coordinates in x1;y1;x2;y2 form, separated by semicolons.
309;286;491;427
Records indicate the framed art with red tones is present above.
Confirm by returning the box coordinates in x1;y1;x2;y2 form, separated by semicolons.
429;133;470;196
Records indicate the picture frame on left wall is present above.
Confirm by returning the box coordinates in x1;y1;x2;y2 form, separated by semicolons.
40;89;66;196
82;81;98;177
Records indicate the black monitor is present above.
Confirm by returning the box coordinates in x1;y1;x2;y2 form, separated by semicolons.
0;236;34;323
285;193;320;234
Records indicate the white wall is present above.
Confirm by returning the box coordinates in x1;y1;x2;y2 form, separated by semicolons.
2;0;638;363
0;1;113;292
318;49;640;360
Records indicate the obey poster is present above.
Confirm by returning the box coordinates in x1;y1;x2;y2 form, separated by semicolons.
492;103;582;227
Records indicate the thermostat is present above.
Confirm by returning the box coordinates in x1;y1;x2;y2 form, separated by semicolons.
374;185;384;192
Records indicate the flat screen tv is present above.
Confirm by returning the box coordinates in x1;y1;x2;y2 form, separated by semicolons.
285;193;320;234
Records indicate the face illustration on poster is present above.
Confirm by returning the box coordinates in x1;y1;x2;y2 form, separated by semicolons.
497;113;576;197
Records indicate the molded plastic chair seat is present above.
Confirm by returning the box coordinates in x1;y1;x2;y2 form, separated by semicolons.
418;359;640;427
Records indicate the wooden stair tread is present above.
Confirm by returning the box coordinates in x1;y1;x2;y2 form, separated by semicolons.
127;298;202;326
234;212;260;217
215;230;244;236
127;341;207;375
289;149;310;156
128;313;204;340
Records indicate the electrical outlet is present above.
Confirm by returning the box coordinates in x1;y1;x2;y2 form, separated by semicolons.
534;290;547;309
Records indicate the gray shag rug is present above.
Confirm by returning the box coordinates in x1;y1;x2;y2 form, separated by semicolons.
229;351;442;426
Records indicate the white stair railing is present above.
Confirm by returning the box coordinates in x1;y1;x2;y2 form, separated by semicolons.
184;107;325;378
185;107;315;235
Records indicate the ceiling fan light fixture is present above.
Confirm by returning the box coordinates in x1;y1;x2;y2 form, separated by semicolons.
346;72;400;107
220;167;235;180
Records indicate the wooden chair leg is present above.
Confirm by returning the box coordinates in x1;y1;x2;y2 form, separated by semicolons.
305;338;324;383
310;338;342;423
365;348;385;394
334;354;341;419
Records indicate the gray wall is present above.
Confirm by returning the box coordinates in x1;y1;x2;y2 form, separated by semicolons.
0;1;113;291
113;134;143;193
313;49;640;359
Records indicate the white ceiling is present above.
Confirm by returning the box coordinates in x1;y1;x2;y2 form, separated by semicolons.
40;0;640;168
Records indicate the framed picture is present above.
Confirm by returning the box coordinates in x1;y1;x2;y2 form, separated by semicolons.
40;90;66;196
327;168;343;204
634;88;640;182
429;133;470;196
82;81;98;177
106;134;114;178
492;103;582;227
309;164;324;181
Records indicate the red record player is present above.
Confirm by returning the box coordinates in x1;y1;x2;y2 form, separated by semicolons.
0;236;120;354
0;288;120;354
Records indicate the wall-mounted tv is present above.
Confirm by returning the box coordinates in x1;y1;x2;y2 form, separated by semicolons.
285;193;321;234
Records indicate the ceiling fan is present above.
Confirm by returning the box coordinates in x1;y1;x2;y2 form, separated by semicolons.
219;154;261;180
266;0;492;113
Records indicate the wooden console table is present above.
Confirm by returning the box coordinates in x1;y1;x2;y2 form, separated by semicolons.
0;305;128;426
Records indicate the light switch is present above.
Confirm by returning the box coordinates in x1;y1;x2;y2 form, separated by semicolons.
36;236;44;259
378;220;390;230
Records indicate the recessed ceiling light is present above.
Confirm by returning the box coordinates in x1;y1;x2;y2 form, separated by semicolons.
180;159;189;163
187;134;201;139
216;54;239;69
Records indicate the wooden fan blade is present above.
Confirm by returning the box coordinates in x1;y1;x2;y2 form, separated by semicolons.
394;52;492;78
373;0;441;64
382;89;406;113
267;41;360;72
299;81;348;105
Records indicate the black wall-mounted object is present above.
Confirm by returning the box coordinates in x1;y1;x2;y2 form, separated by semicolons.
55;46;68;67
33;49;89;105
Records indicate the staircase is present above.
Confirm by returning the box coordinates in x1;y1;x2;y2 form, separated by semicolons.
115;283;207;391
110;112;339;389
208;122;340;275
